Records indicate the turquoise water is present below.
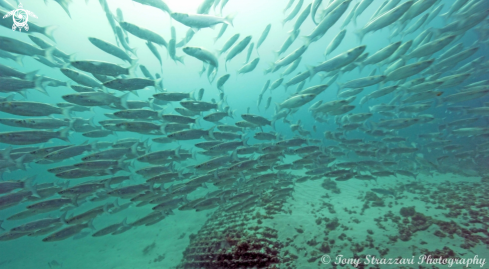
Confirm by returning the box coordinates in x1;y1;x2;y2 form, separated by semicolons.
0;0;488;268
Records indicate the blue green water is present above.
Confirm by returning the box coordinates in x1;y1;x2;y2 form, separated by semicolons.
0;0;489;268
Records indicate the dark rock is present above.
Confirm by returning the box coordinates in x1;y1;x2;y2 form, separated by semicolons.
434;230;447;238
400;206;416;217
326;218;340;231
318;242;330;253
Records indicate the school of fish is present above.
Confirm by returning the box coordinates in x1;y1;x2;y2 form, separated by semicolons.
0;0;488;243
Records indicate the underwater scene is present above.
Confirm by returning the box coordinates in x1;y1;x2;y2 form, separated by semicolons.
0;0;489;268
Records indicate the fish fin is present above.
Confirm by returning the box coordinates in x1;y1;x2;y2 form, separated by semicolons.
15;155;27;171
357;62;366;73
87;219;96;231
43;25;57;43
87;116;96;128
102;202;111;214
44;46;56;63
14;55;24;66
198;88;204;101
72;195;79;207
121;217;130;228
154;78;163;92
206;125;215;140
34;76;49;96
336;82;344;93
25;70;38;80
0;146;13;164
355;29;365;43
359;96;369;106
57;0;72;18
306;65;316;79
128;60;139;76
175;146;181;158
177;56;185;64
24;176;40;198
61;106;73;119
224;13;236;26
120;93;129;109
58;127;71;142
4;94;15;101
301;35;311;46
160;123;168;134
60;212;68;225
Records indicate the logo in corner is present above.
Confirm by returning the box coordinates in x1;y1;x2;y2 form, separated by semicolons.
2;2;37;32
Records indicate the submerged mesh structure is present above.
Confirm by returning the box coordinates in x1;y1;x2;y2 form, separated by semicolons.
177;203;285;269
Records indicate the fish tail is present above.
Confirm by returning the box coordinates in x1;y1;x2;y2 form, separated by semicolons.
359;96;369;106
336;82;344;93
44;46;56;63
154;77;163;92
198;88;204;101
14;55;24;67
355;29;365;43
208;126;216;140
43;25;58;43
128;59;139;76
88;219;96;231
58;127;71;142
306;65;316;80
230;149;239;162
195;117;202;127
24;176;40;198
160;123;168;134
59;1;72;19
25;70;38;81
224;13;236;27
274;103;281;114
177;56;185;64
61;106;73;119
89;140;99;152
0;146;13;164
14;154;27;171
121;217;130;228
34;77;49;96
431;28;442;38
87;116;96;128
357;62;365;73
301;35;311;46
174;146;182;159
118;159;131;172
120;93;129;109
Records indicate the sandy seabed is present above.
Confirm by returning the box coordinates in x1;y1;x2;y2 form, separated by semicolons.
0;173;488;269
